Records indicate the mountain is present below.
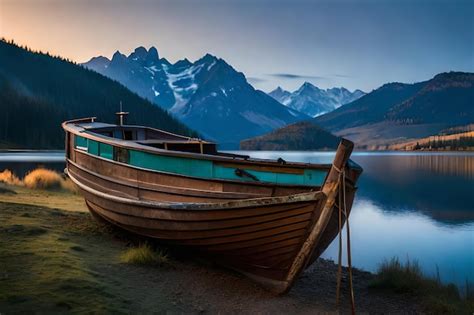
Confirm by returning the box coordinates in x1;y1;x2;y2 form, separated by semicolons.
268;86;291;102
269;83;365;117
83;47;307;148
314;72;474;148
0;40;195;149
384;72;474;125
240;121;340;150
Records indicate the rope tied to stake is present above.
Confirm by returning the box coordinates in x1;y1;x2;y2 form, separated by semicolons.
335;167;356;314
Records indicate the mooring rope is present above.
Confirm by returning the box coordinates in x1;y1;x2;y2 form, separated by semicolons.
335;168;356;314
336;171;343;304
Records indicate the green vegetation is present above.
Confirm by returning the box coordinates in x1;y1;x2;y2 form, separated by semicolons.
120;244;169;266
0;192;175;313
0;182;86;212
370;257;474;314
0;39;196;149
0;202;126;313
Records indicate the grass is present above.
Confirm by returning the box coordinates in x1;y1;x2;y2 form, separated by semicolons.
120;243;169;266
0;182;87;212
0;197;178;313
0;185;16;194
370;257;474;314
0;202;129;313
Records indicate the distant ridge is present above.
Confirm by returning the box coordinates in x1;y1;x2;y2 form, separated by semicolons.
0;39;195;149
269;83;365;117
240;121;340;151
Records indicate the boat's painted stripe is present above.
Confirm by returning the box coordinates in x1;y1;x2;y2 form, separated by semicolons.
74;135;327;186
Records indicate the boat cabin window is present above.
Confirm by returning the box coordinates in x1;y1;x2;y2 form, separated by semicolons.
114;147;129;163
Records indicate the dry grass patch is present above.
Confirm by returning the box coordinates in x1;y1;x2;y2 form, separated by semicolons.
0;168;77;193
120;244;169;266
0;169;22;186
23;168;63;190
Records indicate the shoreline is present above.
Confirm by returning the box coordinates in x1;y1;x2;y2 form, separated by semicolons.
0;184;421;313
1;149;474;155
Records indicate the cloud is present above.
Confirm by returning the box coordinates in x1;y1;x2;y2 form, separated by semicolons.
267;73;327;80
247;77;267;84
332;74;352;78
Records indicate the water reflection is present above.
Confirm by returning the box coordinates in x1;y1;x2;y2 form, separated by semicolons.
353;153;474;226
400;154;474;179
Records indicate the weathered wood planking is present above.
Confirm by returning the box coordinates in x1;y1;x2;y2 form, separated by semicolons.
62;117;362;293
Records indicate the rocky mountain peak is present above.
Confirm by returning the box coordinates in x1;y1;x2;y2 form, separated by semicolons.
111;51;127;65
269;82;365;117
146;46;160;63
176;58;192;66
200;53;218;63
298;82;319;93
131;46;148;60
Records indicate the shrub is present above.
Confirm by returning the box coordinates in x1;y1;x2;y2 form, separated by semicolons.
370;257;425;294
370;257;473;314
23;168;63;190
120;244;169;266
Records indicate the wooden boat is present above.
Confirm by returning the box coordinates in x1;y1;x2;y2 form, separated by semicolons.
62;116;362;294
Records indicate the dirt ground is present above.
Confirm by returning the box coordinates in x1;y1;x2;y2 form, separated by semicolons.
0;184;420;314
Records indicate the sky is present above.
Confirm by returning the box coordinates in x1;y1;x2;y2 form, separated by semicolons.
1;0;473;92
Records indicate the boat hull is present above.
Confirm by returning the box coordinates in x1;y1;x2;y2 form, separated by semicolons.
68;167;328;290
62;118;361;293
66;152;358;293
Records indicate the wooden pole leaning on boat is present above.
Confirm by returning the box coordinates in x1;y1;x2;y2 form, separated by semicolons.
281;139;354;294
344;170;356;314
336;167;356;314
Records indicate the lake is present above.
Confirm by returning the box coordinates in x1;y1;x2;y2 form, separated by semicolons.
1;151;473;289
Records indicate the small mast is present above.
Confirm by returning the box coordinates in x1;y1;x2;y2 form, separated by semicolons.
115;101;129;126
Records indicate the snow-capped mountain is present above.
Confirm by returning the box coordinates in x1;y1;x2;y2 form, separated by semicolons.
82;47;307;148
269;83;365;117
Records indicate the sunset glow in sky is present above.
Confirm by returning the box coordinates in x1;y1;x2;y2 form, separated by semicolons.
1;0;473;92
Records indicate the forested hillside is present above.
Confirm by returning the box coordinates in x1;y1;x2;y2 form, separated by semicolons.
240;121;340;150
0;39;195;149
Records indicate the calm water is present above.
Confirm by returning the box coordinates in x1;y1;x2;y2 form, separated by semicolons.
0;151;65;177
239;151;474;289
1;151;473;288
